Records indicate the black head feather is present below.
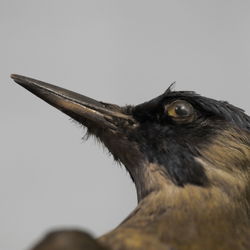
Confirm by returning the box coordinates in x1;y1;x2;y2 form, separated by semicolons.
124;87;250;187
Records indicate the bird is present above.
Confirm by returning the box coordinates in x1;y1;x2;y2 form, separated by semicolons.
11;74;250;250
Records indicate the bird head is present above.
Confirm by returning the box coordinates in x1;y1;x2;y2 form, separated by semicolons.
12;75;250;203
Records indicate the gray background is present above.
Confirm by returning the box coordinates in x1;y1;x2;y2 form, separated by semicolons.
1;1;250;250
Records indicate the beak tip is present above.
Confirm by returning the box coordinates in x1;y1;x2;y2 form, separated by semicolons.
10;74;20;83
11;74;30;87
11;73;19;80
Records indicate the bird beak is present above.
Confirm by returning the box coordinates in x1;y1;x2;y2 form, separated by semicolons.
11;74;134;131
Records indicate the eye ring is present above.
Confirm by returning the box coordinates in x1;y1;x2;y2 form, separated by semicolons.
165;100;195;123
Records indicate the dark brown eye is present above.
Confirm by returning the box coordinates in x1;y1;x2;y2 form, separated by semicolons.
165;100;195;123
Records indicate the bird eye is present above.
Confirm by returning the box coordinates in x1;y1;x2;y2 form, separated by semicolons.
165;100;195;123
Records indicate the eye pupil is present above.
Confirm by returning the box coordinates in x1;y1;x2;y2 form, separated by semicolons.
175;104;190;116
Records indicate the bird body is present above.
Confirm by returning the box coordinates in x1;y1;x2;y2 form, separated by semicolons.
100;174;250;250
11;75;250;250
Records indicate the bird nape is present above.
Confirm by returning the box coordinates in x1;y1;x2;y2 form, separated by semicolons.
11;74;250;250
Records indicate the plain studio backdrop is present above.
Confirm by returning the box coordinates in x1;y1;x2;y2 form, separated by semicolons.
1;1;250;250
